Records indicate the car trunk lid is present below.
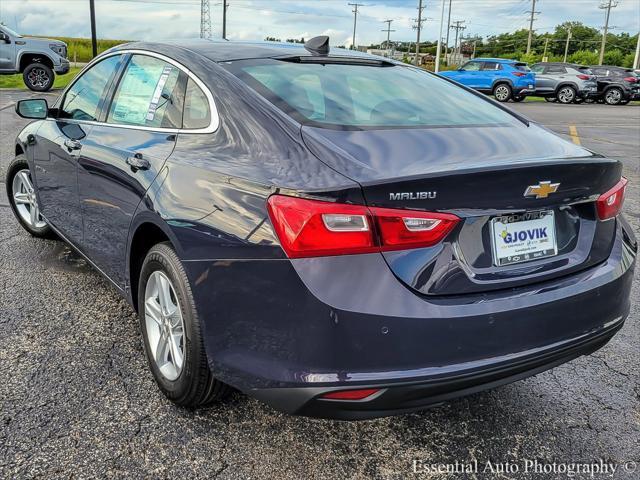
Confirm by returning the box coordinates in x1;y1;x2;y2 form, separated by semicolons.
301;123;622;295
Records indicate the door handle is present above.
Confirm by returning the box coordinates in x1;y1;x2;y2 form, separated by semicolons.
64;138;82;151
126;153;150;171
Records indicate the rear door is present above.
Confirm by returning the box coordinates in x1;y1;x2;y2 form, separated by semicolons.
480;61;502;89
32;54;125;243
77;53;189;286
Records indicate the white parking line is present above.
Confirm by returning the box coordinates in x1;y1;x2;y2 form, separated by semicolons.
0;102;16;111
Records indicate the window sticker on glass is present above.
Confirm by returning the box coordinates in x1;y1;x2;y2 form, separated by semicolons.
146;65;174;122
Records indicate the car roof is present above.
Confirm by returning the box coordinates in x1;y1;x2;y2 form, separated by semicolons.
533;62;588;68
112;39;378;63
472;58;517;63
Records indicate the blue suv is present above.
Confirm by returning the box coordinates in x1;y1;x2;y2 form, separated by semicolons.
439;58;536;102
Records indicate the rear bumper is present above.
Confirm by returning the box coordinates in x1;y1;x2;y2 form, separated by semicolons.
251;318;624;420
184;218;636;419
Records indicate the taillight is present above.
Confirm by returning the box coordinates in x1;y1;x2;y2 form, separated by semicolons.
267;195;460;258
596;177;628;220
577;74;590;80
370;207;459;251
623;76;637;83
512;71;526;77
320;388;380;400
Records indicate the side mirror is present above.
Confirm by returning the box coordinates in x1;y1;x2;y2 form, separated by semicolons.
458;68;465;71
0;32;10;43
16;99;49;119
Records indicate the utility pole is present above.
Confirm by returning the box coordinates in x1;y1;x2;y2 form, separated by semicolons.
444;0;453;63
435;0;447;72
563;25;572;62
450;20;465;65
598;0;617;65
200;0;212;39
634;31;640;69
89;0;97;58
526;0;540;54
349;3;364;50
381;19;395;53
542;36;549;61
222;1;228;39
414;0;425;66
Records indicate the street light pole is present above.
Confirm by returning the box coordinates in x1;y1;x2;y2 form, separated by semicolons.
89;0;97;58
634;31;640;69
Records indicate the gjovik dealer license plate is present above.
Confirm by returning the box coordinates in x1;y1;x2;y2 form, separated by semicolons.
491;211;557;266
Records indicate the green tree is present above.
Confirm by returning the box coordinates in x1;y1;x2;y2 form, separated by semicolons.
568;50;599;65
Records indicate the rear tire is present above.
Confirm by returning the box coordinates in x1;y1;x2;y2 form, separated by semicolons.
6;155;54;238
493;83;512;102
22;63;55;92
604;87;623;105
556;86;576;104
138;242;231;407
512;95;525;102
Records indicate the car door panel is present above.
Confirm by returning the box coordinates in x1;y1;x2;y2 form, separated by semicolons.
31;120;91;243
78;127;176;285
0;33;15;71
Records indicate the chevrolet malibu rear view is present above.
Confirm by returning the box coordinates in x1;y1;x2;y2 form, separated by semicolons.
7;37;636;420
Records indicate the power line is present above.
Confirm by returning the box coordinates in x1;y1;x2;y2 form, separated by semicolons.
450;20;466;63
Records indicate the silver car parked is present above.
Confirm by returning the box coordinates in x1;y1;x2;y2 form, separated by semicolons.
530;63;598;104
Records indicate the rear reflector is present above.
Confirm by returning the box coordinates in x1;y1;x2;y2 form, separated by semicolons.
267;195;460;258
321;388;380;400
596;177;628;220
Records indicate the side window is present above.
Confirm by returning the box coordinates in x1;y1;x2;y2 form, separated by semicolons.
545;65;567;74
530;64;545;74
462;61;482;71
107;55;184;128
481;62;500;71
182;79;212;129
61;55;123;121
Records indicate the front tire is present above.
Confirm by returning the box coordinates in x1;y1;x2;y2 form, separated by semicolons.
6;155;53;238
138;242;231;407
493;83;512;102
557;86;576;104
604;87;623;105
23;63;55;92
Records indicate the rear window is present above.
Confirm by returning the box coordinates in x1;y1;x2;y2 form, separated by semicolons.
514;63;530;72
226;59;517;129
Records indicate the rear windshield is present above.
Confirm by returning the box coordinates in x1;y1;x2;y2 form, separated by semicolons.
225;59;518;130
514;63;530;71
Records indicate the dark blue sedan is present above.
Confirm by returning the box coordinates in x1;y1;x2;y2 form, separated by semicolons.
7;37;635;419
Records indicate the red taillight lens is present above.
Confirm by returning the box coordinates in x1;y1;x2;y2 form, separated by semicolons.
371;207;460;251
623;76;637;83
266;195;376;258
267;195;460;258
577;74;590;80
321;388;380;400
596;177;628;220
512;71;526;77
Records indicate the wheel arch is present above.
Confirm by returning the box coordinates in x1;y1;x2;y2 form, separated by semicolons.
554;82;579;94
17;51;55;72
492;78;514;90
127;214;183;312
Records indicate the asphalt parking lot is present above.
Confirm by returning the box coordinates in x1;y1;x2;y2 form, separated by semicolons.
1;90;638;479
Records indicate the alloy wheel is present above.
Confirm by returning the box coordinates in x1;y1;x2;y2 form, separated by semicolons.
558;87;575;103
12;169;47;229
605;89;622;105
144;271;185;381
27;67;50;89
494;85;510;101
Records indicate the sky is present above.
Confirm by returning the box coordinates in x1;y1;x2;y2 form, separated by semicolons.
1;0;639;49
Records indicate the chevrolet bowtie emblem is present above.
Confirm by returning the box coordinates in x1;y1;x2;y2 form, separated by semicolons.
524;181;560;199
